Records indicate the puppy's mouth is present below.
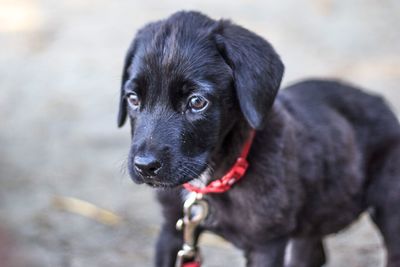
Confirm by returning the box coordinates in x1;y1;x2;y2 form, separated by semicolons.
145;180;177;188
142;166;211;189
129;154;211;189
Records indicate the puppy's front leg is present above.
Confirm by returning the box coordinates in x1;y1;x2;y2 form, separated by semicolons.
155;189;184;267
245;237;288;267
155;224;183;267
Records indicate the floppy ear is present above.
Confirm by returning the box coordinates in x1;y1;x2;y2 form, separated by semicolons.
215;20;284;129
118;22;163;127
117;43;136;127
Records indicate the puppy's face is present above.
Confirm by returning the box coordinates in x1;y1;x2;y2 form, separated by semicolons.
118;12;284;187
122;39;235;187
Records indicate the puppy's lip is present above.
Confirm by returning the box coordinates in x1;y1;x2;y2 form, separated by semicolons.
128;172;146;184
145;181;178;188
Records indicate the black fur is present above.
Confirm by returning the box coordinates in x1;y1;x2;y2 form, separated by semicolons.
118;11;400;267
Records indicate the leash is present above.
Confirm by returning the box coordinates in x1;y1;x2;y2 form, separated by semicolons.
175;192;207;267
175;130;256;267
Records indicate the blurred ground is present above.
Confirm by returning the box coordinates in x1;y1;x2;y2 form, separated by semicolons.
0;0;399;266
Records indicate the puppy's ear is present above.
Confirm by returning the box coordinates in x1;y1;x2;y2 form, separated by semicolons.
215;21;284;129
118;22;162;127
117;43;135;127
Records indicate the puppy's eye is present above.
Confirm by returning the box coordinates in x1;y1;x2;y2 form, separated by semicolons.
188;95;208;112
127;92;140;110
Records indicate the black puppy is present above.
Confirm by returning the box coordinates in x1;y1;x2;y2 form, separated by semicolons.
118;11;400;267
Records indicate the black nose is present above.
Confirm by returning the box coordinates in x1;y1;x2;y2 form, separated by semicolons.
134;155;162;177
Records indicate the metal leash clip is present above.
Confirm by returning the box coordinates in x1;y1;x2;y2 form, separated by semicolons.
175;192;209;267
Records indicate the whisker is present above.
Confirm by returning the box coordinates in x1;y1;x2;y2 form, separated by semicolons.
180;165;199;179
120;159;128;174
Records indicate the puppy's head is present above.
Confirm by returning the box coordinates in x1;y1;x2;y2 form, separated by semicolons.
118;11;284;187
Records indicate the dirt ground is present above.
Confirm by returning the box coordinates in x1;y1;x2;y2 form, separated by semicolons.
1;0;399;266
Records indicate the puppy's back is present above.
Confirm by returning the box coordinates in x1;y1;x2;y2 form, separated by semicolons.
280;79;400;151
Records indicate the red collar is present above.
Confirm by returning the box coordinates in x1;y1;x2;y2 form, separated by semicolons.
183;130;256;194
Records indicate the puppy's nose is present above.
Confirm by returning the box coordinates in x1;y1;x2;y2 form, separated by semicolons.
134;155;162;177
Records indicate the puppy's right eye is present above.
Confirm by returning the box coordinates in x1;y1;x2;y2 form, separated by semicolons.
127;92;140;110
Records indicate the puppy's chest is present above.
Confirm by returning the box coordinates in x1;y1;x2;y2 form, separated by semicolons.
198;195;289;248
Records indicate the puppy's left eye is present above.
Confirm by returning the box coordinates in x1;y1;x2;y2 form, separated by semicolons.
188;95;208;112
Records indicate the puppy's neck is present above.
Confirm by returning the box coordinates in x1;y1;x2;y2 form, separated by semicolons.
188;102;284;189
188;167;213;188
189;118;252;188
